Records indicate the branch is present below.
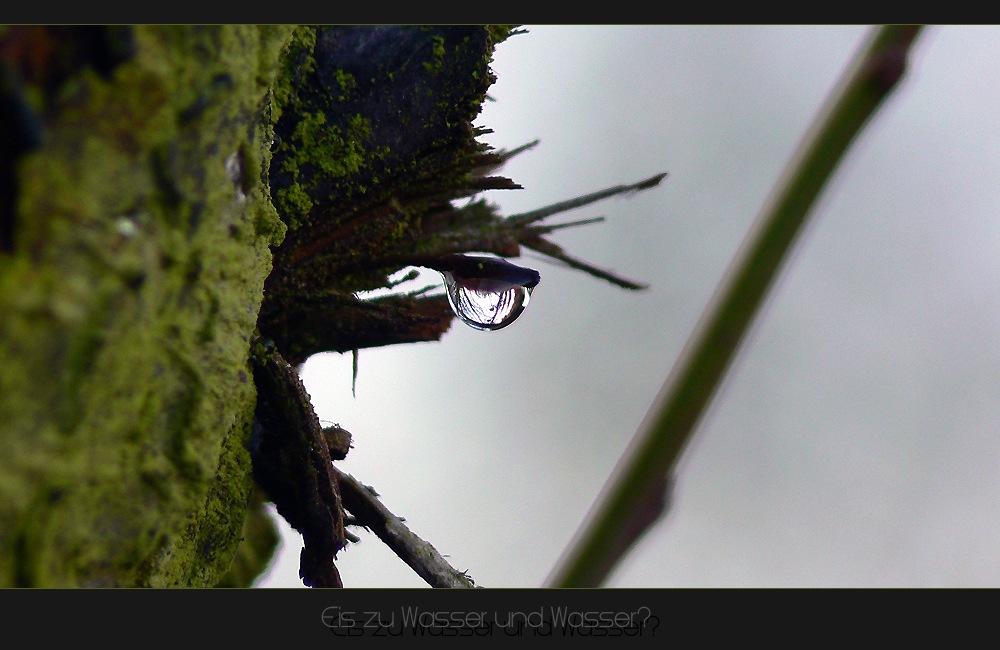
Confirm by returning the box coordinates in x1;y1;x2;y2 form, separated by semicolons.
250;344;346;588
546;24;925;588
507;172;667;227
521;234;648;290
335;468;478;588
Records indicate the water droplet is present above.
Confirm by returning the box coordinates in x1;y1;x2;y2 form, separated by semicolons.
434;254;540;331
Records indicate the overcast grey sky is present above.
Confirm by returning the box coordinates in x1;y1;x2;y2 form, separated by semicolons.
258;25;1000;588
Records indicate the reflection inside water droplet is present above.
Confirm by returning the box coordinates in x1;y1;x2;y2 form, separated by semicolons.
444;273;534;331
434;255;539;331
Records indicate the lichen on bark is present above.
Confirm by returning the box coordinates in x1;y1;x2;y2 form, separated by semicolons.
0;25;293;587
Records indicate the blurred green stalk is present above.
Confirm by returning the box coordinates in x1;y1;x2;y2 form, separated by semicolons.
546;24;925;588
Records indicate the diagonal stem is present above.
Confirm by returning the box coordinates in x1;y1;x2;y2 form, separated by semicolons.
545;24;925;588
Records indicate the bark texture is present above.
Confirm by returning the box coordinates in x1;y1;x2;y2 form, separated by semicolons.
0;25;291;587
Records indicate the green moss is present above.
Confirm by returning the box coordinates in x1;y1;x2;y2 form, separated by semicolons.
331;68;356;101
272;100;382;232
0;25;296;587
423;35;446;74
274;184;314;230
286;110;370;180
214;487;280;588
149;383;263;587
269;26;317;125
486;24;517;45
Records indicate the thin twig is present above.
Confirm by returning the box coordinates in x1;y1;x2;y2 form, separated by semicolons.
507;172;667;226
334;467;478;588
527;215;606;234
522;235;649;290
495;138;540;163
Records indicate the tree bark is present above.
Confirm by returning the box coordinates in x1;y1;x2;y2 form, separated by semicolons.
0;25;290;587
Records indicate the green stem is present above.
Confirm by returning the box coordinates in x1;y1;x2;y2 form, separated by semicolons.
545;25;925;588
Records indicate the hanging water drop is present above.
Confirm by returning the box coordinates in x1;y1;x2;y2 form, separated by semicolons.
444;273;533;331
427;254;540;331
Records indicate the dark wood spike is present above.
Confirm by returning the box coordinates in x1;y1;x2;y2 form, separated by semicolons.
495;138;540;162
522;235;648;291
526;215;606;235
508;172;668;227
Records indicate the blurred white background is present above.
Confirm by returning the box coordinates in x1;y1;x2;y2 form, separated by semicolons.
258;25;1000;587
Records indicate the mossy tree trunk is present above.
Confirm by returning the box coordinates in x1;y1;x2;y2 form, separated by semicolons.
0;25;296;587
